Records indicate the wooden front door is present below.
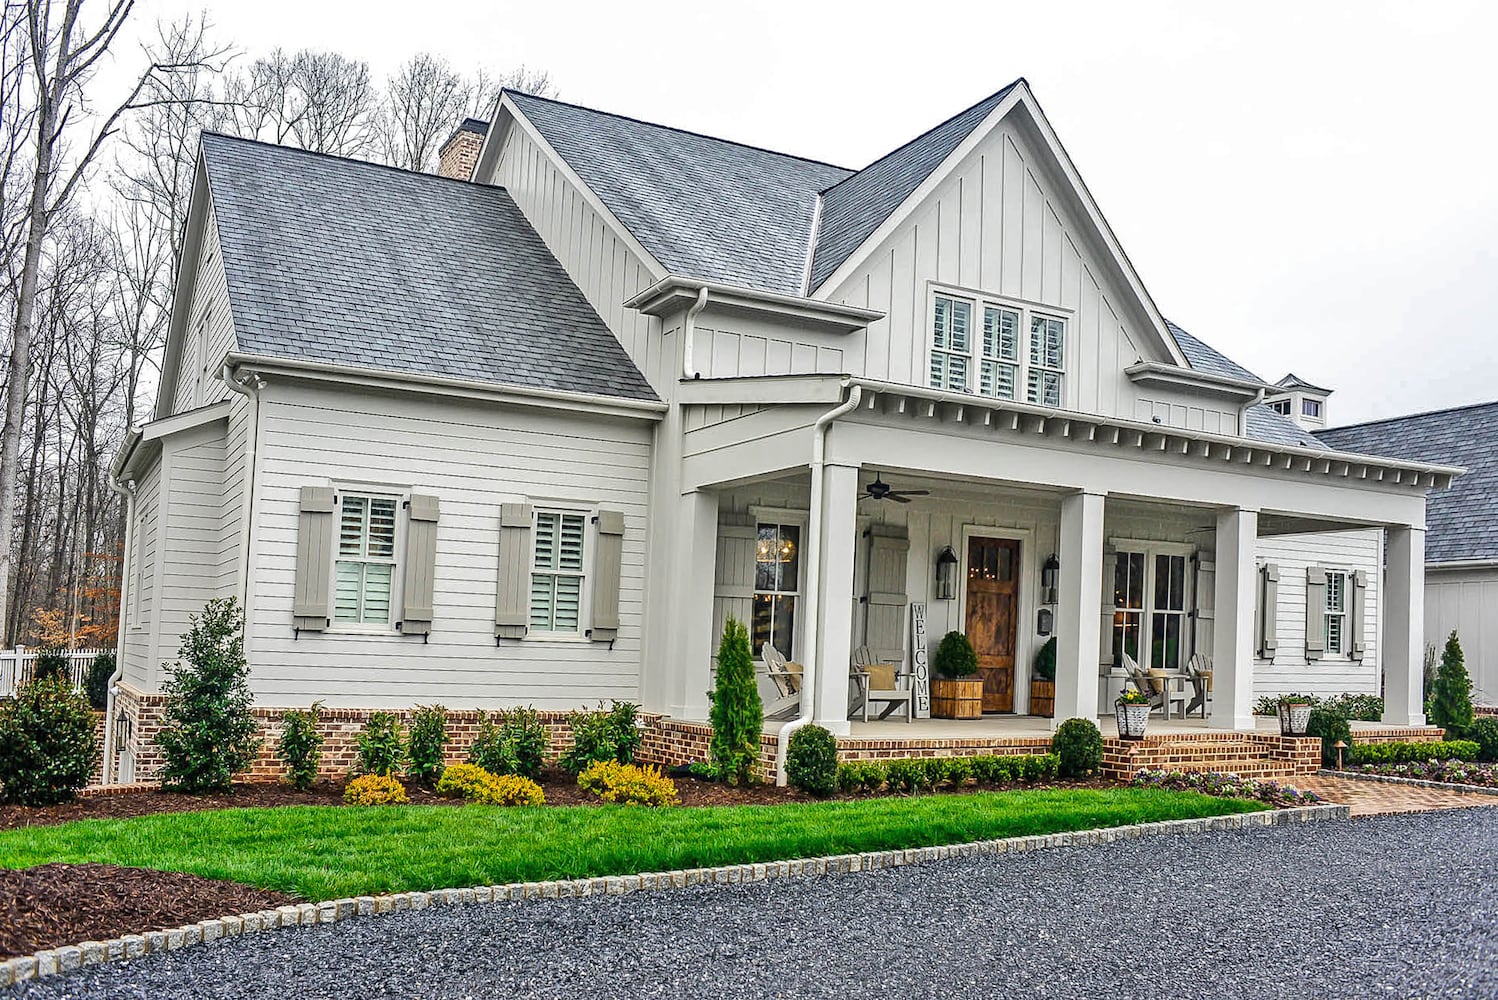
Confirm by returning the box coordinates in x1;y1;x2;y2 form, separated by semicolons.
965;536;1019;713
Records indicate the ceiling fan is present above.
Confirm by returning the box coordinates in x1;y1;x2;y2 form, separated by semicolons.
858;473;930;504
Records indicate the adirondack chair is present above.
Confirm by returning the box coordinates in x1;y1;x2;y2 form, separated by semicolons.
760;644;803;721
1122;653;1185;719
1185;653;1214;719
850;646;914;723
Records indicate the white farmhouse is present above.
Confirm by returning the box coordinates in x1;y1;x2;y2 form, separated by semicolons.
107;80;1458;782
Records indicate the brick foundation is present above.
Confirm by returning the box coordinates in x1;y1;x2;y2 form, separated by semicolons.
1100;732;1322;781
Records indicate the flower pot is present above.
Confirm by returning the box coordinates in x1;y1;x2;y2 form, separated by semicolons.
1029;678;1055;718
1277;702;1313;736
931;677;984;719
1116;703;1150;739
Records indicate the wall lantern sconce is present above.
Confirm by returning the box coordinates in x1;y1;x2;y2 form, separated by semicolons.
1041;553;1060;605
115;707;133;745
935;546;959;600
1037;607;1054;636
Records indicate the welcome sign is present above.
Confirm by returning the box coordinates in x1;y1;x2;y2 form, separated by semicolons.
910;602;930;718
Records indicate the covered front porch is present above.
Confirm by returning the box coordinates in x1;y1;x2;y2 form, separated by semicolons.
654;377;1448;742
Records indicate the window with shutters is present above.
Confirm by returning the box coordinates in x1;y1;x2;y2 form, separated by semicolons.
928;289;1067;406
334;494;399;626
531;510;588;633
1325;570;1347;655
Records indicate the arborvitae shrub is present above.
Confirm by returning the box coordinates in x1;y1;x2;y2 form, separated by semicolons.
1429;631;1475;738
709;617;763;785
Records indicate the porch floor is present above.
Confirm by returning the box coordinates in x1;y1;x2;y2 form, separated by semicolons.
837;715;1442;741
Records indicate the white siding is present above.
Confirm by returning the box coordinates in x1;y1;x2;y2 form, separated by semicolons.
1254;529;1382;698
1426;566;1498;706
245;381;653;708
153;426;229;688
122;459;162;689
170;198;238;415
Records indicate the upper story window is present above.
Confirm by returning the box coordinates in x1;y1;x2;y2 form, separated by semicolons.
931;292;1066;406
531;510;588;633
335;494;399;625
1302;398;1322;418
1268;399;1292;416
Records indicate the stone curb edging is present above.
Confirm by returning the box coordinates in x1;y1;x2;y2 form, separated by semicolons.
1320;768;1498;798
0;803;1348;986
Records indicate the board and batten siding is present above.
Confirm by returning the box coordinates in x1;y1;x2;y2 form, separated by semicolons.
488;119;675;396
818;118;1239;433
1425;566;1498;705
245;381;652;708
170;196;239;416
1253;529;1382;698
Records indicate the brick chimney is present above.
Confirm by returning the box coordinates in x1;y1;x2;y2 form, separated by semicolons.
437;118;489;181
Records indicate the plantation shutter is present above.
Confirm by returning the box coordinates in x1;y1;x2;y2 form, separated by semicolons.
589;509;626;644
399;494;440;636
1305;566;1328;661
1350;569;1368;662
1256;563;1280;660
1191;553;1215;661
495;502;533;639
293;486;336;631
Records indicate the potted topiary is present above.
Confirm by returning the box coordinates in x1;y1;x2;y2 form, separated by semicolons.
1115;688;1151;739
1031;637;1057;718
1277;693;1314;736
930;630;983;719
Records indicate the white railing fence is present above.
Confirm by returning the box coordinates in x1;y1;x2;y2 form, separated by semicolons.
0;646;110;699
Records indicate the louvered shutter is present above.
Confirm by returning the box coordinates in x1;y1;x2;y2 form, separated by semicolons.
293;487;336;631
1305;566;1328;661
1350;569;1368;662
1257;563;1280;660
495;503;533;639
589;510;626;644
399;494;439;635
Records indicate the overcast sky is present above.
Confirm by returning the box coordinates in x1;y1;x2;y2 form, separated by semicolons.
129;0;1498;426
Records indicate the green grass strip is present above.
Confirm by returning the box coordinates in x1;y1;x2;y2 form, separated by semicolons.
0;789;1264;901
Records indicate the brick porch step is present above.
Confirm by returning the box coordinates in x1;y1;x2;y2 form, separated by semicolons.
1101;733;1321;782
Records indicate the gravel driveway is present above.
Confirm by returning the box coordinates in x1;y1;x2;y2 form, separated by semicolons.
12;807;1498;999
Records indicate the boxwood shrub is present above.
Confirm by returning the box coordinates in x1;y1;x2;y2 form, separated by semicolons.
1353;739;1479;765
784;724;838;797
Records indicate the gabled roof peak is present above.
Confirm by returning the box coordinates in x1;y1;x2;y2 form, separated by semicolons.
1275;372;1334;395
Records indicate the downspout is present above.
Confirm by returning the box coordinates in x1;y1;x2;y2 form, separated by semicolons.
102;476;136;785
680;287;709;379
776;382;863;785
222;364;264;637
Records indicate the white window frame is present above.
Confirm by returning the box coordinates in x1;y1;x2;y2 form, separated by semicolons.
1324;568;1348;656
1302;398;1323;418
1109;539;1196;672
1268;399;1292;416
329;486;405;634
526;502;596;642
928;286;1070;407
751;518;806;661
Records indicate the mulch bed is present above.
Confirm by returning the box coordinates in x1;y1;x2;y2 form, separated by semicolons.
0;863;295;961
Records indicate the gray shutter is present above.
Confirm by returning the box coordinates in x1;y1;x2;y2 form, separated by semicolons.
862;526;910;665
1191;553;1215;661
1305;565;1328;661
293;486;336;631
1257;563;1280;660
400;494;440;636
495;502;533;639
712;524;757;667
590;510;626;644
1350;569;1367;661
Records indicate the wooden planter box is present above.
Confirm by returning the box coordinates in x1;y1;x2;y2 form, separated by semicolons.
931;677;984;719
1030;678;1055;718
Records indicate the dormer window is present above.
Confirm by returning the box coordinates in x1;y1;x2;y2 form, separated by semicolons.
1302;399;1322;418
930;291;1067;406
1268;399;1292;416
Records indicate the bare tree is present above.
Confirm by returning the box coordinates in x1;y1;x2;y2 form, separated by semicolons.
0;0;224;643
226;48;379;157
378;53;467;172
466;64;556;120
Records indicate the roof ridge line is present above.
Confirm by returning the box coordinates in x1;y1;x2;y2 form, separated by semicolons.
504;90;856;174
1319;397;1498;434
818;79;1024;197
199;131;504;191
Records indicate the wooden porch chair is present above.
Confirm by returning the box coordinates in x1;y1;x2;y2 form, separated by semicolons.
1185;654;1214;719
850;646;914;723
760;644;803;721
1122;653;1185;719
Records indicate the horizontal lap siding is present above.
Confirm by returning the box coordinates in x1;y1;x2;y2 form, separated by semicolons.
122;460;162;688
155;430;230;689
246;384;652;708
219;397;250;597
1254;529;1382;697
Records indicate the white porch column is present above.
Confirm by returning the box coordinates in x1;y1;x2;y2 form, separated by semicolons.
812;463;860;736
1211;507;1258;731
1383;525;1427;726
665;490;719;721
1053;491;1105;726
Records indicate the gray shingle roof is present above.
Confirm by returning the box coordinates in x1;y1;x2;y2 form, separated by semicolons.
507;92;852;296
1164;320;1325;447
199;132;656;402
1318;404;1497;563
808;83;1020;292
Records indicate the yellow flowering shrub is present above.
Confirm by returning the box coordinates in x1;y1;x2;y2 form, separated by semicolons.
343;773;408;805
435;762;545;806
577;760;678;806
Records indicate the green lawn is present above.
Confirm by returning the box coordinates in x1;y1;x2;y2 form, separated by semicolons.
0;789;1264;901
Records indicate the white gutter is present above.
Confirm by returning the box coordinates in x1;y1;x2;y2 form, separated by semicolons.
222;364;264;654
776;383;862;785
681;286;709;380
101;476;136;785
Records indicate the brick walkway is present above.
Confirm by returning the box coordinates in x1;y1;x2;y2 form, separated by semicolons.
1295;773;1498;816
